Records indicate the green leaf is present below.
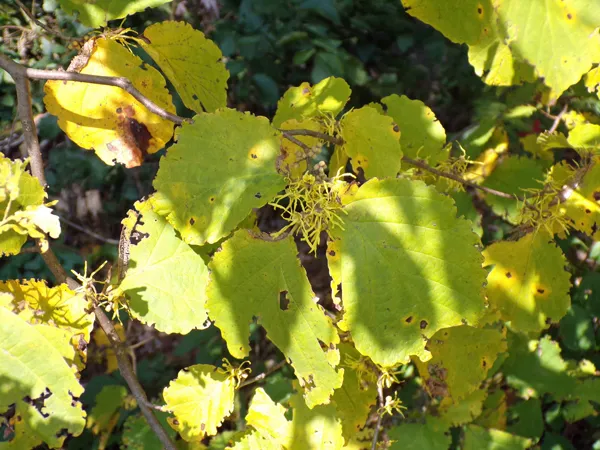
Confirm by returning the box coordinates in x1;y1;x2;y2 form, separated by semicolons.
117;200;209;334
206;231;342;407
332;343;377;440
415;326;506;401
388;421;451;450
506;399;543;441
86;385;127;435
483;231;571;333
338;106;403;179
57;0;172;28
0;306;85;448
437;389;488;428
494;0;600;98
463;425;532;450
567;123;600;152
559;304;595;352
141;21;229;113
273;77;351;128
329;178;486;367
481;156;545;223
381;94;447;165
163;364;236;441
121;410;177;450
152;109;286;245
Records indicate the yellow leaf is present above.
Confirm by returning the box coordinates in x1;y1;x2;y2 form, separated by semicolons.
141;21;229;113
44;38;175;168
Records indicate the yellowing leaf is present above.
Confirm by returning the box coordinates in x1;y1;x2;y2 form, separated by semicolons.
278;118;322;178
151;109;286;245
0;306;85;448
141;21;228;113
338;106;402;179
273;77;351;127
381;94;447;165
206;231;343;408
568;123;600;152
585;66;600;97
0;155;58;255
284;392;345;450
117;200;209;334
493;0;600;98
416;326;506;401
329;178;486;367
483;232;571;333
332;343;377;441
163;364;236;441
0;280;94;371
44;38;175;168
437;389;488;428
245;388;290;443
57;0;171;28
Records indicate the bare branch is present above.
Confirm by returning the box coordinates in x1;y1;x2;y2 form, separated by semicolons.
549;104;568;134
14;0;76;42
371;382;385;450
0;53;188;126
239;359;287;388
58;215;120;245
281;128;343;146
402;156;520;200
3;51;177;450
281;131;310;152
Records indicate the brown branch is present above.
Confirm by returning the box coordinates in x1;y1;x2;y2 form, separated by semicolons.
14;0;76;42
281;128;343;146
402;156;521;200
371;382;385;450
3;51;177;450
58;215;120;245
0;53;188;126
549;104;568;134
281;132;310;152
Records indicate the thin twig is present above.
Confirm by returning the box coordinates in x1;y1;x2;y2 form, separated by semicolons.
59;215;120;245
371;382;385;450
281;128;343;146
4;52;177;450
0;54;188;126
239;359;287;388
281;132;311;152
402;156;521;200
14;0;76;42
549;104;568;133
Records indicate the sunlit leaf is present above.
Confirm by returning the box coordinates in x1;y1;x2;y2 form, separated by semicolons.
206;231;343;407
163;364;236;441
273;77;351;127
141;21;229;113
0;305;85;448
57;0;171;28
463;425;532;450
44;38;175;168
117;199;209;334
381;94;447;164
152;109;285;245
338;106;402;179
415;325;506;401
329;178;486;367
483;231;571;333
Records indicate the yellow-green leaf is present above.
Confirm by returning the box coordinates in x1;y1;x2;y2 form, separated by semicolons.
273;77;351;128
245;388;290;443
415;326;506;401
381;94;446;164
141;21;229;113
0;306;85;448
44;38;175;168
163;364;236;441
152;109;285;245
338;106;402;179
117;200;209;334
463;425;532;450
57;0;171;28
329;178;486;367
388;421;451;450
483;232;571;333
206;231;342;408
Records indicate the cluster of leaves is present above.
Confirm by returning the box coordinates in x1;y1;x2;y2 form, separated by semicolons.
1;0;600;449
